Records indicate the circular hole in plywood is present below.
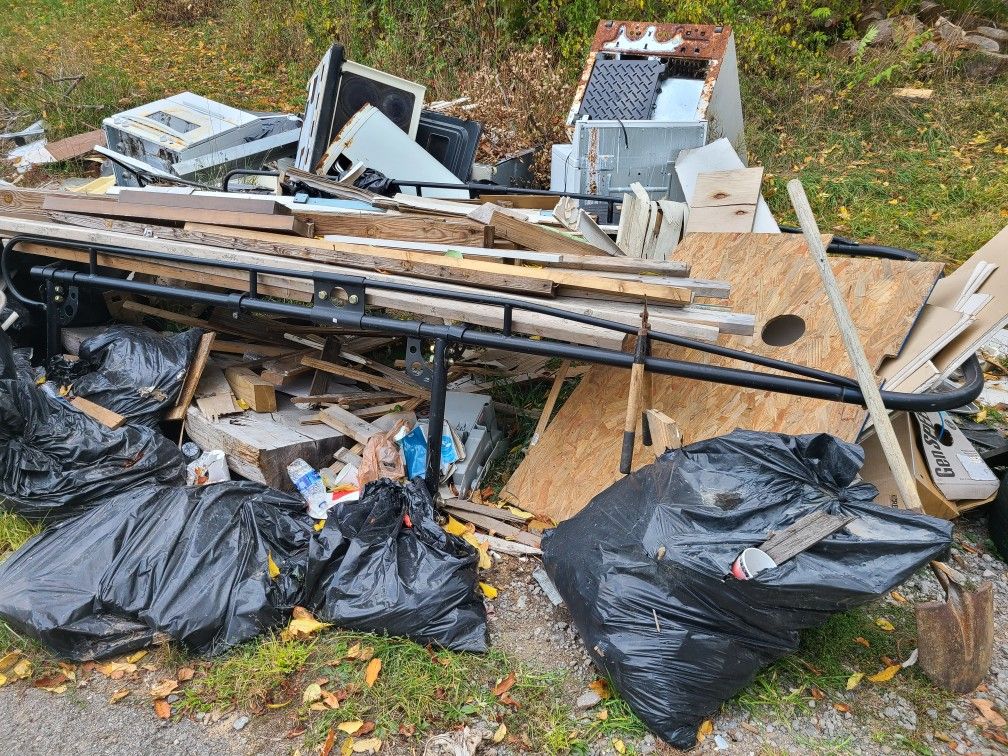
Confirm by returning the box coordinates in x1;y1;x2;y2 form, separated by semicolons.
761;314;806;347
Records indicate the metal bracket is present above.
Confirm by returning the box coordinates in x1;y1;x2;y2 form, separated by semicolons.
404;337;433;388
313;277;366;327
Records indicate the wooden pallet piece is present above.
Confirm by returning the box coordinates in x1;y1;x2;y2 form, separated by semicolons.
443;507;541;548
165;331;216;422
760;511;855;565
70;396;125;429
502;233;943;521
308;336;341;396
317;404;381;444
193;363;241;421
475;209;604;257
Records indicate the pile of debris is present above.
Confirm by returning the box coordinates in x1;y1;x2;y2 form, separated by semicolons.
0;18;1006;752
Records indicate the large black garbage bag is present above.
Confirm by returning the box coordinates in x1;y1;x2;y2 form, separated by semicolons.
543;430;952;749
0;331;33;383
305;479;488;652
71;325;202;425
0;482;313;660
0;378;186;522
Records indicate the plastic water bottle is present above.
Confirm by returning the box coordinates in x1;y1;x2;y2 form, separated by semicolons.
287;458;329;518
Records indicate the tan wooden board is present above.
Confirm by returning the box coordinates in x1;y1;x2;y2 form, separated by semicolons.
45;129;105;162
165;331;216;422
684;204;756;234
502;233;943;521
70;396;125;429
118;188;288;215
224;366;277;413
691;168;764;208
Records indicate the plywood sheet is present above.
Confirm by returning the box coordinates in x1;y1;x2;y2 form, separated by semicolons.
503;233;942;521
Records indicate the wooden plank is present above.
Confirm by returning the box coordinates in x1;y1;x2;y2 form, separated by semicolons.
118;188;288;215
553;196;622;257
480;209;603;257
530;360;570;446
165;331;216;422
309;336;341;396
290;390;406;406
441;497;528;524
119;300;266;342
41;194;313;236
224;366;278;412
184;402;345;490
443;507;541;548
684;204;756;234
760;511;855;564
302;356;429;399
503;233;944;522
70;396;125;429
691;168;764;208
615;191;652;257
353;397;422;420
479;194;559;210
214;341;298;358
299;212;487;244
317;404;381;444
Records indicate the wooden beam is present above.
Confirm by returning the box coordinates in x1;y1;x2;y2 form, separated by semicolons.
477;209;604;257
530;361;570;446
117;188;288;215
224;366;278;412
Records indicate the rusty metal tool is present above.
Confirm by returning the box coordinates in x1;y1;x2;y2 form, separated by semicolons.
619;302;650;474
916;560;994;693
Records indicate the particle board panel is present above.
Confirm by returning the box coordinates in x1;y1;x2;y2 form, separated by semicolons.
503;233;943;521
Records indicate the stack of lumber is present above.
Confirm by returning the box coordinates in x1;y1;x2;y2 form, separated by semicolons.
0;186;755;349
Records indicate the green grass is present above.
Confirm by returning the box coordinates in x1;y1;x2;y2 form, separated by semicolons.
0;510;41;558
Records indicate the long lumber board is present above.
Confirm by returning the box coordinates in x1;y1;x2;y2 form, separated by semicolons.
41;193;313;236
0;216;724;346
503;233;944;522
10;214;733;340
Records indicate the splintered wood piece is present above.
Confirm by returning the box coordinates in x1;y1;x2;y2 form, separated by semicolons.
530;360;571;446
760;511;855;564
317;405;382;444
165;331;216;422
643;409;682;456
302;356;429;399
442;507;541;548
503;232;943;522
309;336;341;397
224;366;277;413
478;209;604;257
691;168;764;208
441;497;528;524
69;396;125;429
193;363;240;421
353;397;422;420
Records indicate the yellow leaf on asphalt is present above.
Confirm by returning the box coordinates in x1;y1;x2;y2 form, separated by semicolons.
364;658;381;687
493;723;506;743
443;516;471;537
846;672;864;690
302;682;323;704
154;698;171;719
110;688;130;703
126;650;148;664
868;664;901;683
13;659;32;679
0;652;22;672
612;738;626;754
338;720;364;736
697;719;713;743
95;661;137;679
479;582;498;599
352;738;382;754
875;618;895;632
268;551;280;580
889;591;907;604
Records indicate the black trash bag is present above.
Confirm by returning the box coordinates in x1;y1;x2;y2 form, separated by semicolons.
0;482;313;661
71;325;202;425
0;330;33;383
354;168;400;197
0;378;186;522
542;430;952;749
305;479;488;652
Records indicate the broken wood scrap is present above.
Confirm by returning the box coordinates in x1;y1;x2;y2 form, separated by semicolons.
301;356;429;399
316;404;382;445
353;397;423;420
442;497;528;525
289;390;407;407
193;363;240;421
69;396;125;429
442;506;541;549
759;511;855;565
470;206;604;256
530;360;571;446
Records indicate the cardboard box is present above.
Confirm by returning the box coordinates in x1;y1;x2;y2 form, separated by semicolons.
859;412;997;520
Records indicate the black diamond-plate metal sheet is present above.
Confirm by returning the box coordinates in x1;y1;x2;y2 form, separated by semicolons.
580;58;663;121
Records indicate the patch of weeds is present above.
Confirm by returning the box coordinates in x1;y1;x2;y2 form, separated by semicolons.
736;668;810;721
180;632;313;713
793;733;855;754
0;511;41;559
872;729;937;755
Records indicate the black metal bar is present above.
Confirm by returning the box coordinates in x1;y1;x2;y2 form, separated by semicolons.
44;279;61;360
425;338;449;494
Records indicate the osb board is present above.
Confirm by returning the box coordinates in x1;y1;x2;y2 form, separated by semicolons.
503;233;943;521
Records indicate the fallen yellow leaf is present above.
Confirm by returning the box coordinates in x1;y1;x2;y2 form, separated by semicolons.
268;551;280;580
338;720;364;736
0;652;22;672
504;505;534;520
364;658;381;687
443;516;471;537
281;610;331;641
479;582;498;599
357;646;375;662
321;690;341;709
12;659;32;679
346;643;361;660
492;723;507;743
846;672;864;690
266;699;292;709
612;738;626;754
462;533;491;569
889;591;907;604
972;698;1006;727
303;682;323;704
95;661;137;679
589;678;611;700
110;688;130;703
875;618;895;632
596;708;609;721
177;667;195;682
0;673;7;688
340;736;353;756
126;650;148;664
352;738;382;754
697;719;713;743
868;664;901;683
853;636;870;648
150;679;178;698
